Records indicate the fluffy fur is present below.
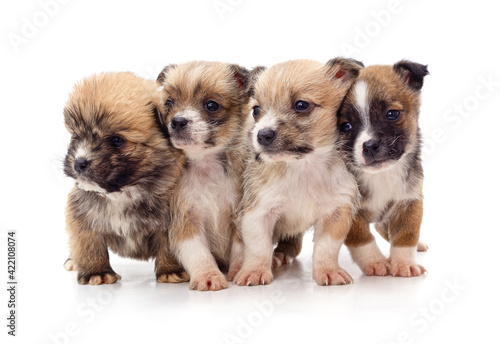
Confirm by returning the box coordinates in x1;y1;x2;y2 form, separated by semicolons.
230;58;363;286
156;61;251;291
63;72;186;285
338;60;429;277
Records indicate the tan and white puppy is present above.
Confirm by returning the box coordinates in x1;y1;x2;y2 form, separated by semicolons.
156;61;250;291
338;60;429;277
231;58;362;286
64;72;186;285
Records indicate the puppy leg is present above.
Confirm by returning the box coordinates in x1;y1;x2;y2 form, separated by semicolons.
233;209;276;286
155;234;189;283
227;231;244;281
273;233;304;269
313;206;353;286
385;199;426;277
68;226;120;285
345;211;388;276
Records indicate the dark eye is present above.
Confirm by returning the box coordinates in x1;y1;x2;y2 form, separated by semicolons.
339;122;352;132
295;101;310;112
386;110;401;120
109;136;125;148
253;106;260;118
205;100;220;112
165;99;174;107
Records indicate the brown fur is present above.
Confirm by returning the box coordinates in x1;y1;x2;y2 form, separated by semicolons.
63;72;186;285
156;61;251;291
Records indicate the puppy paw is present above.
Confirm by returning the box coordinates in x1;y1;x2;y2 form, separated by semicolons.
314;267;353;286
388;258;426;277
157;271;189;283
64;258;77;271
417;241;429;252
361;261;390;276
189;271;228;291
227;263;242;282
78;272;121;285
234;267;273;286
272;252;294;269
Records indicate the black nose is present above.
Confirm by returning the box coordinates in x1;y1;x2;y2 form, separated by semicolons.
362;139;380;156
257;129;277;146
171;117;188;131
74;158;90;173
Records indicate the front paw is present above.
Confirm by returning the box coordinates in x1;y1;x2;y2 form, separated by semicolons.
314;266;353;286
361;261;390;276
157;271;190;283
78;271;121;285
189;270;228;291
272;251;294;269
64;258;77;271
388;258;426;277
233;267;273;286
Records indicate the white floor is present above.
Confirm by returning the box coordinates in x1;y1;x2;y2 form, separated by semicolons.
5;226;494;344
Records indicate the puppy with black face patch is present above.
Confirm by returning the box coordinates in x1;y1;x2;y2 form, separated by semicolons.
156;61;250;291
338;60;429;277
231;58;362;286
63;72;186;285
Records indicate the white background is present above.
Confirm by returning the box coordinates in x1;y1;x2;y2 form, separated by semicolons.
1;0;499;343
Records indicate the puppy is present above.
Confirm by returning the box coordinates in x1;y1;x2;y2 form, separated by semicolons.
338;60;429;277
63;72;186;285
156;61;250;291
231;58;362;286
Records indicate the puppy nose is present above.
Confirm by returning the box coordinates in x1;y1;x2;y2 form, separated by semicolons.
257;128;277;146
74;158;90;173
171;117;188;131
362;139;380;156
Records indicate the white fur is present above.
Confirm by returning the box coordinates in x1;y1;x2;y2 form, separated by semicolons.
348;241;387;269
176;151;237;260
358;153;422;222
313;234;343;268
177;236;220;276
353;81;370;128
74;144;90;160
75;179;107;194
390;246;417;265
354;130;373;166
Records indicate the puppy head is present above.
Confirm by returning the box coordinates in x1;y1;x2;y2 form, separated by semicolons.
64;72;179;193
156;61;249;156
249;58;362;162
338;60;429;173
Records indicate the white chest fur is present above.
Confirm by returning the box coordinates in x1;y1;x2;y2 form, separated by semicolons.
359;158;422;221
262;147;357;230
180;153;238;232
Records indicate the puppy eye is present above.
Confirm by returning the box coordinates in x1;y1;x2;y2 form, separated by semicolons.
386;110;401;120
252;106;261;118
295;101;310;112
205;100;220;112
165;99;174;107
109;136;125;148
339;122;352;132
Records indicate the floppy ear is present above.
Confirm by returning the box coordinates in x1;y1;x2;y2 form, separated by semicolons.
393;60;429;91
156;64;177;84
245;66;266;97
325;57;364;84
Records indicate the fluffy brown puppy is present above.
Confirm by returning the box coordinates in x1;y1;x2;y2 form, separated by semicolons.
63;72;186;285
338;60;429;277
156;61;250;291
231;58;362;286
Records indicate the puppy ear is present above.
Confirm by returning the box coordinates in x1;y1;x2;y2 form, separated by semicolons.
393;60;429;91
156;64;177;84
246;66;266;97
229;64;250;91
326;57;364;83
